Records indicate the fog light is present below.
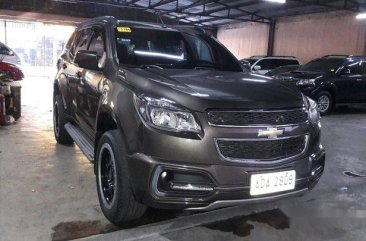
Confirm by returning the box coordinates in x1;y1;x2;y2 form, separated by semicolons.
156;169;214;197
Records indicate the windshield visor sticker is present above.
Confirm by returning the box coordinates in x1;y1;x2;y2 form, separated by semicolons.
117;27;131;33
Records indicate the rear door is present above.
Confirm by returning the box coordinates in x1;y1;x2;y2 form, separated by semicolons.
335;60;363;103
359;60;366;102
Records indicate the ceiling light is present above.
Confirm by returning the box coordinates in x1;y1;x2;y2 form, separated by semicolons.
265;0;286;3
356;13;366;19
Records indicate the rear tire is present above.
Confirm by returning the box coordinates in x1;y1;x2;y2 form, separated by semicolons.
315;91;333;115
96;130;147;225
53;94;73;144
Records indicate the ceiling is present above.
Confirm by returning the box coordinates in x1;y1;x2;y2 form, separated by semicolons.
1;0;365;27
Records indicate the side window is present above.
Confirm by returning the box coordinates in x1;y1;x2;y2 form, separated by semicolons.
73;29;93;56
257;59;274;70
88;30;105;58
65;31;77;50
360;61;366;75
0;44;11;55
347;61;362;75
281;59;300;66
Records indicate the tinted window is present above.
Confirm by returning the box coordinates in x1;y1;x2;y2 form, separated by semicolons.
257;59;275;70
280;59;300;66
65;31;77;50
73;29;93;56
0;43;11;55
360;61;366;75
346;61;362;75
299;58;344;73
115;27;242;72
88;31;105;57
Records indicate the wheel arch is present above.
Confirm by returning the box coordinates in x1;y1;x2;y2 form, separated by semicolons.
95;105;127;156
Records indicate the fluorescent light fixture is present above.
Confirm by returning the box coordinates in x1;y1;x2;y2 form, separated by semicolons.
265;0;286;3
356;13;366;19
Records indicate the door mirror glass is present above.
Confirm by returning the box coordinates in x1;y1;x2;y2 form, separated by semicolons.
253;65;261;71
74;50;100;70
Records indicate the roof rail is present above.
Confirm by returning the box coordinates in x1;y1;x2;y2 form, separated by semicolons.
78;16;118;27
348;55;366;58
322;55;349;58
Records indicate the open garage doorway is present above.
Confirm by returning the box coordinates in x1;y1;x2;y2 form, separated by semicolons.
0;20;75;77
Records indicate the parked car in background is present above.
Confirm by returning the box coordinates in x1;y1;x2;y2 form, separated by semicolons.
0;42;21;66
265;65;300;77
239;59;251;71
241;56;302;75
0;61;24;81
277;55;366;114
53;17;325;225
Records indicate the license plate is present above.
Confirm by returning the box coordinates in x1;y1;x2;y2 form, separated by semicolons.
250;170;296;196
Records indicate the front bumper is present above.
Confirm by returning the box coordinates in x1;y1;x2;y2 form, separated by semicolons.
127;147;325;210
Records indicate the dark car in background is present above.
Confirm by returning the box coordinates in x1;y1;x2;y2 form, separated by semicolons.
277;55;366;114
53;16;325;225
265;65;300;77
241;56;302;75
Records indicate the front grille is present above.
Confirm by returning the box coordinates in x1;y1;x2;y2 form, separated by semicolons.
208;109;308;126
216;135;307;161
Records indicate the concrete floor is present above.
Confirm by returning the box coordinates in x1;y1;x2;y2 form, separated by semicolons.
1;78;366;241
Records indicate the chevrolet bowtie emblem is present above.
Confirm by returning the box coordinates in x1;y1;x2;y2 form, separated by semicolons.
258;127;284;139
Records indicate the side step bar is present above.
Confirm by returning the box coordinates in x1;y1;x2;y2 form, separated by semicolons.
64;123;95;162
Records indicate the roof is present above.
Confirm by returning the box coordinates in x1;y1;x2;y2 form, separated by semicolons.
50;0;364;27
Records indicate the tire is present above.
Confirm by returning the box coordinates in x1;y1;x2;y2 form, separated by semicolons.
96;130;147;225
53;94;73;144
315;91;333;115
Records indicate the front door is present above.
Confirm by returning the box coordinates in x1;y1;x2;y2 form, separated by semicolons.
75;28;106;135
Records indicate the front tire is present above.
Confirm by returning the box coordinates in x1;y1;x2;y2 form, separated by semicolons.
53;94;73;144
96;130;147;225
316;91;333;115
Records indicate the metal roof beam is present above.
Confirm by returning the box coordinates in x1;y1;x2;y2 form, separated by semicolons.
289;0;360;12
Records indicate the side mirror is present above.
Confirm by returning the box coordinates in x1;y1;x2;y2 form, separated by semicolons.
74;50;100;70
253;65;262;71
8;50;14;56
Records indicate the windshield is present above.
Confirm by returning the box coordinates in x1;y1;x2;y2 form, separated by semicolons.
298;58;344;73
115;27;243;72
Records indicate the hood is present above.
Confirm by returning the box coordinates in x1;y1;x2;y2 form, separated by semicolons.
125;68;305;111
277;70;325;82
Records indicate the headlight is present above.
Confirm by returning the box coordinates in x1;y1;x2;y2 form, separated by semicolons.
307;97;320;123
296;79;315;86
134;94;201;133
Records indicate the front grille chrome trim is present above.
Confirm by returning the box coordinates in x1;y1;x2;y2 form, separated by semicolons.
207;108;309;128
214;135;309;165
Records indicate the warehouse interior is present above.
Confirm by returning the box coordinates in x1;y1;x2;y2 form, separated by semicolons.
1;1;366;241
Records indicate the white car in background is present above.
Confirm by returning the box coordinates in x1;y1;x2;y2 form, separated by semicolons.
241;56;302;75
0;42;21;66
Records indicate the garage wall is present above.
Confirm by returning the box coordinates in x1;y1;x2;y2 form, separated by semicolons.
217;11;366;63
274;11;366;63
217;22;269;59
